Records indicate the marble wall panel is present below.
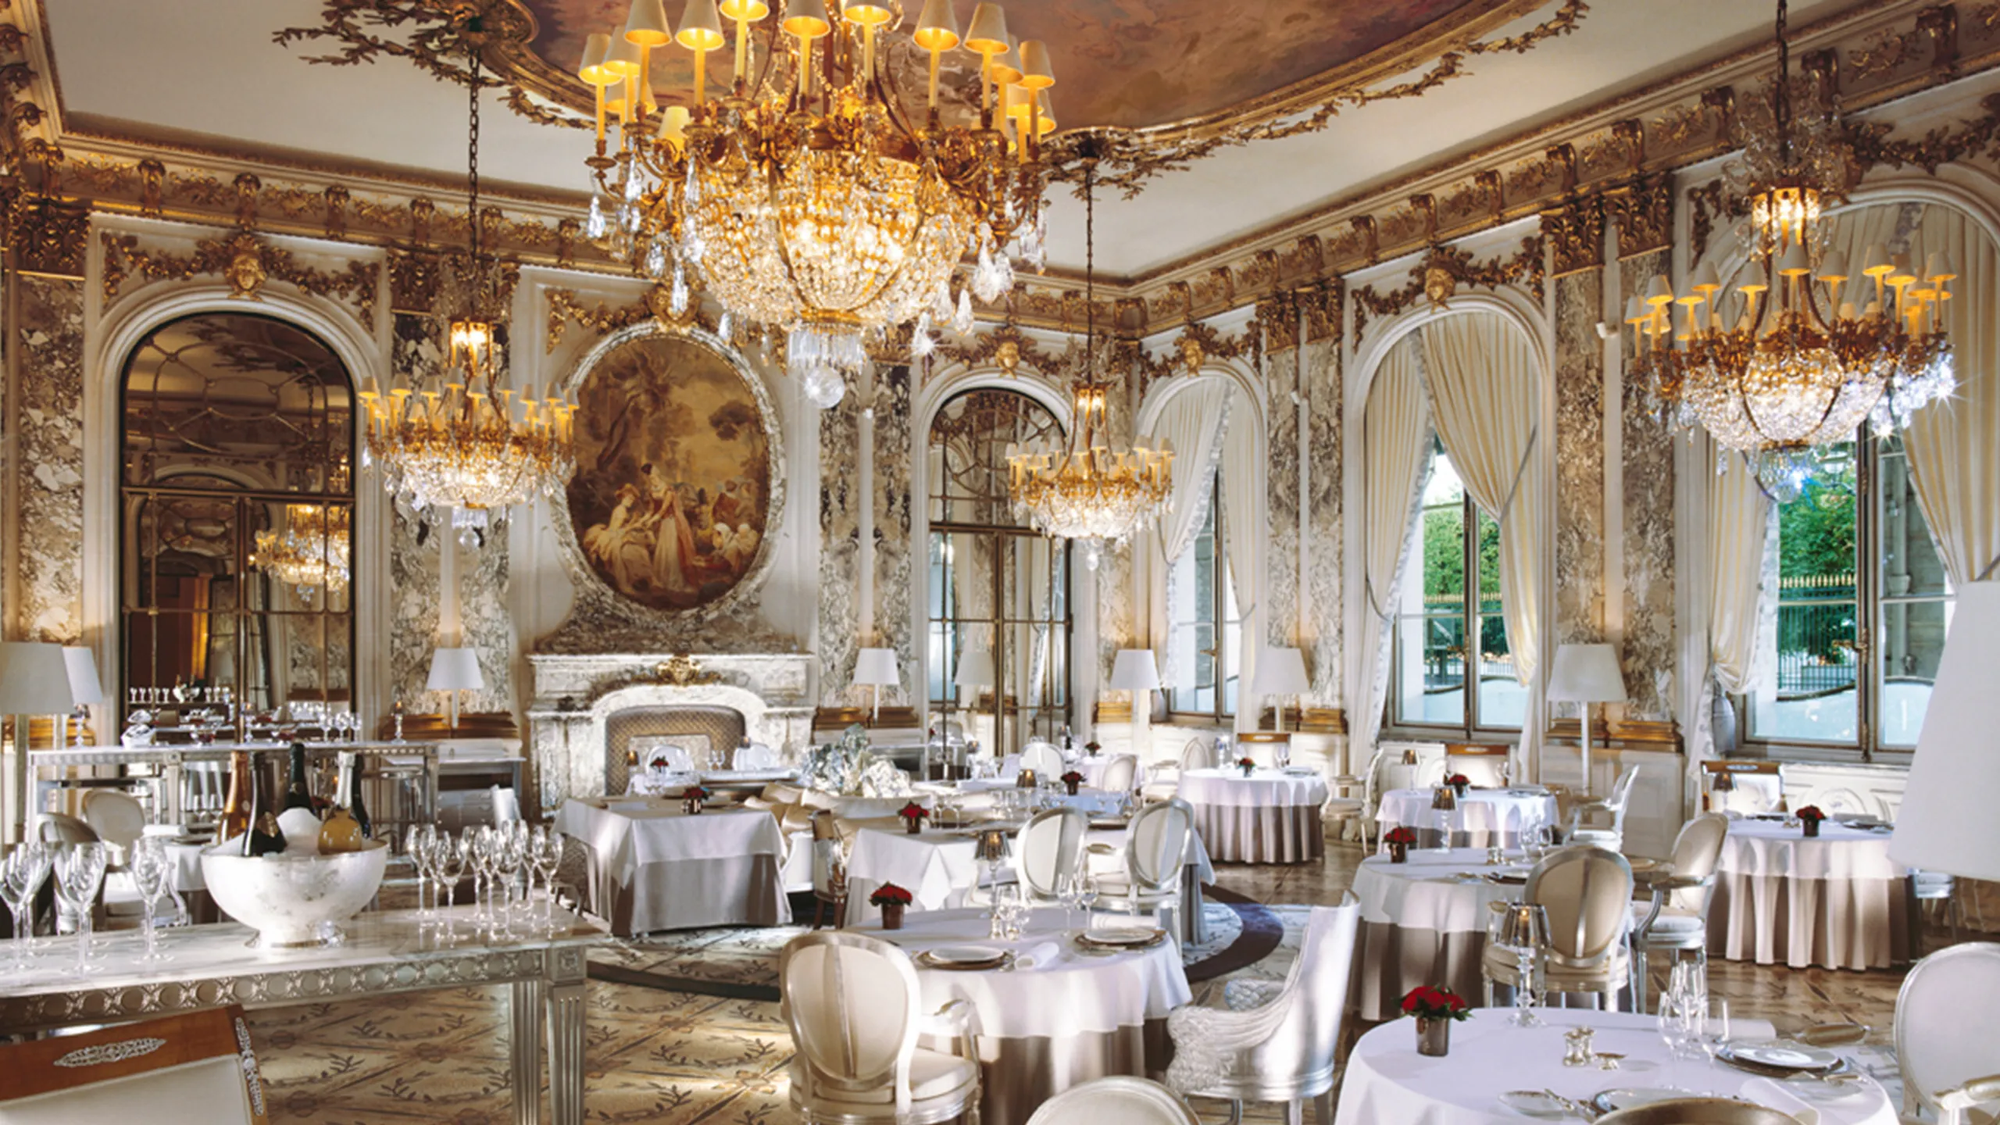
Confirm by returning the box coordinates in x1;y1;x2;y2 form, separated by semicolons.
1265;346;1301;650
871;366;914;706
387;316;443;708
457;516;518;714
1098;377;1137;687
1553;270;1607;706
1620;248;1676;720
1302;337;1342;705
818;403;861;704
14;276;86;644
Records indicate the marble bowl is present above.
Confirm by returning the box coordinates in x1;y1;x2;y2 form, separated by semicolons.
201;838;389;949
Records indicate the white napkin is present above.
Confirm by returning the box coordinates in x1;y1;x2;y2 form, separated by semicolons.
1737;1076;1833;1124
1014;940;1062;970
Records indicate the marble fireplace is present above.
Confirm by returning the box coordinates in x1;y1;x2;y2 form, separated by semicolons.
524;653;815;818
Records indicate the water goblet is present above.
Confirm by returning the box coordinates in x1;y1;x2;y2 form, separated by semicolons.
53;843;108;976
406;825;435;915
130;837;173;963
2;844;49;969
1696;998;1730;1092
498;827;528;924
437;834;468;911
530;827;564;927
20;844;51;949
468;827;497;920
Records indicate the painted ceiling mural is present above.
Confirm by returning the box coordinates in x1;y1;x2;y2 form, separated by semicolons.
518;0;1491;130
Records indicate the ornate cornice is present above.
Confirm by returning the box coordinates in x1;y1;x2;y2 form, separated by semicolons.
1350;238;1544;340
100;229;379;323
542;284;716;354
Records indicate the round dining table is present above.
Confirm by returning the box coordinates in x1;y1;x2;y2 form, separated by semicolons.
1707;815;1913;970
1347;847;1529;1020
1374;786;1558;850
1334;1008;1897;1125
863;905;1191;1125
1179;767;1328;864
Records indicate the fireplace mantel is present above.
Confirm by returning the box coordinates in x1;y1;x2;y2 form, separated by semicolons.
523;652;816;817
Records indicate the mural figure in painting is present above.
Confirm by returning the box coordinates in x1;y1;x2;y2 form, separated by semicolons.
568;333;772;612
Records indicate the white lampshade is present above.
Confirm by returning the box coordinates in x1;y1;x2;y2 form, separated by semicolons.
1545;643;1627;703
0;642;75;714
1253;647;1310;695
1891;581;2000;881
62;647;105;706
854;647;900;688
953;647;994;688
426;647;485;693
1108;649;1161;693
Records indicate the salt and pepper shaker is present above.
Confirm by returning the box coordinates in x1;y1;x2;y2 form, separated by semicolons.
1562;1026;1597;1067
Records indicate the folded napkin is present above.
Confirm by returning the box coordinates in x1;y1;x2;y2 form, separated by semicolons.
1014;940;1062;970
1736;1077;1836;1125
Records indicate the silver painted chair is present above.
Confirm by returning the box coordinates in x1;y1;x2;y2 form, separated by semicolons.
1097;752;1140;797
1165;895;1361;1125
1567;765;1640;850
779;931;981;1125
1094;798;1194;943
1629;813;1729;1012
1894;941;2000;1125
1016;806;1087;903
1024;1077;1200;1125
1483;845;1634;1011
1020;739;1064;780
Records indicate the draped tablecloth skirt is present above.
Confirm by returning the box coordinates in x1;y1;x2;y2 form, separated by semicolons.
1375;788;1558;851
1180;769;1328;865
554;798;790;936
1706;819;1912;971
1348;849;1522;1020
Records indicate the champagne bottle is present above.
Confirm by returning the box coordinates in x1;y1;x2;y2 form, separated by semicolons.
245;752;288;857
219;749;254;841
318;751;366;854
347;752;371;839
282;741;315;814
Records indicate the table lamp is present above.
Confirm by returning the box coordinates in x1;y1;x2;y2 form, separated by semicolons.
1546;643;1626;796
1109;648;1160;758
953;645;993;751
61;646;105;748
426;646;484;731
1891;580;2000;882
0;641;77;844
854;646;900;723
1253;646;1310;732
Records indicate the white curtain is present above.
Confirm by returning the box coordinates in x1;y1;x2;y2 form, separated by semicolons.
1420;315;1545;687
1146;378;1234;563
1707;450;1771;693
1220;388;1263;719
1351;339;1433;763
1906;205;2000;586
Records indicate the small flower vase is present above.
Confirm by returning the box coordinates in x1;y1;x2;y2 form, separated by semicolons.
881;902;905;930
904;817;923;835
683;796;703;815
1451;782;1469;798
1416;1016;1451;1057
1240;764;1255;778
1387;841;1409;864
1802;819;1820;838
1064;779;1081;796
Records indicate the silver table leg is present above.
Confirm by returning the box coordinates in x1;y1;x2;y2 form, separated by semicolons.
1182;865;1208;945
511;978;547;1125
548;952;588;1125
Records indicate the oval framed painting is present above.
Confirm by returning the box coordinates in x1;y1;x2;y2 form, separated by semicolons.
557;323;783;622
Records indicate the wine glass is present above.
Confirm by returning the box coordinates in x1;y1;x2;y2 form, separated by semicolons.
2;843;48;970
130;837;173;963
1696;997;1730;1091
530;827;564;927
406;825;434;916
53;843;108;976
435;833;467;924
496;827;527;926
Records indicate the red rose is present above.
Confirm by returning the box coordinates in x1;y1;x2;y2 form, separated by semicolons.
1796;805;1826;822
868;882;915;907
898;801;930;820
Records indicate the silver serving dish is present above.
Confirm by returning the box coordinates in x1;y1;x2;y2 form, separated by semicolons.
1593;1096;1805;1125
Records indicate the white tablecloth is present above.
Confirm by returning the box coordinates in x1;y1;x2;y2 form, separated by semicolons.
866;906;1190;1125
1375;787;1558;849
554;798;791;935
1180;768;1328;864
1348;848;1527;1020
1709;817;1912;970
1334;1008;1896;1125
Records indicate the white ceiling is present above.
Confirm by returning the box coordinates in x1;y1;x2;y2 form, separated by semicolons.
43;0;1875;278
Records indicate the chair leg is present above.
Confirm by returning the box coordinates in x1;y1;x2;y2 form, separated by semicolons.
811;897;825;930
1313;1090;1334;1125
1225;1100;1244;1125
1286;1099;1304;1125
1633;946;1649;1014
1484;977;1496;1008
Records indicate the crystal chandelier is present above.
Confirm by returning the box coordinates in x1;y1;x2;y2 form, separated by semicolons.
252;504;351;602
360;37;577;533
1006;158;1171;568
1627;0;1955;497
577;0;1053;407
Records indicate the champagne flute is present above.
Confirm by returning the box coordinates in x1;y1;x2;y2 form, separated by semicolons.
530;827;564;928
53;843;108;976
406;825;433;916
1;844;47;970
130;837;173;963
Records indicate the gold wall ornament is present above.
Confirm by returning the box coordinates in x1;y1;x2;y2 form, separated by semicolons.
1424;266;1456;310
995;339;1024;377
1301;280;1343;345
8;195;89;277
936;324;1065;378
100;230;380;324
652;654;721;687
1352;238;1544;340
1608;172;1675;260
1543;194;1606;278
543;287;653;354
1259;292;1301;353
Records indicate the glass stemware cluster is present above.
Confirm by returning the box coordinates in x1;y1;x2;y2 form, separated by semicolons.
52;843;108;976
405;821;567;935
1657;961;1729;1091
1;843;53;972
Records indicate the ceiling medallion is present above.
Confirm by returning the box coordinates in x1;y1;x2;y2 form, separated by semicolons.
574;0;1051;409
359;29;577;540
1005;155;1170;569
1626;0;1954;500
252;503;351;602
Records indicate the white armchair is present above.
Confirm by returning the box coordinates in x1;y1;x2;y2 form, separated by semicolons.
1020;740;1064;779
1895;941;2000;1125
1165;896;1360;1125
1630;813;1729;1013
1095;798;1194;941
1026;1077;1200;1125
1017;807;1087;902
1097;753;1139;797
1484;845;1634;1010
779;931;981;1125
1567;765;1639;850
0;1006;269;1124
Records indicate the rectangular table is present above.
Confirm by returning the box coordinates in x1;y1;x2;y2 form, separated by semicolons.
0;906;602;1125
555;797;792;935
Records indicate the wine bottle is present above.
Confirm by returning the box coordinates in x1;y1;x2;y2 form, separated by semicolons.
318;751;366;854
219;749;253;841
245;752;288;857
347;751;371;839
282;741;315;814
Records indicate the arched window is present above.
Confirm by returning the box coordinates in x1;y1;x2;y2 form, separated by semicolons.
120;313;355;735
926;388;1071;753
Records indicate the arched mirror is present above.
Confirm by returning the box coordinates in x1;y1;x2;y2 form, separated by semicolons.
120;313;355;737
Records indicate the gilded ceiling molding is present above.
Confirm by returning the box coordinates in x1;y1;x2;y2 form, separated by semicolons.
3;190;88;277
1350;237;1545;341
1607;172;1676;260
100;230;381;324
1138;319;1261;392
933;323;1066;379
1543;194;1606;278
1301;281;1344;346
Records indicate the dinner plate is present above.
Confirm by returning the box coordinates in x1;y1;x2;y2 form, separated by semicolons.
921;944;1008;967
1281;766;1318;777
1078;926;1165;949
1719;1040;1843;1073
1484;871;1529;885
1088;818;1130;830
1498;1091;1570;1119
1589;1088;1685;1114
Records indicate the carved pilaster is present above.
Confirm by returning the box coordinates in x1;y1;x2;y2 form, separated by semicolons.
1610;173;1675;260
8;197;88;278
1544;195;1606;278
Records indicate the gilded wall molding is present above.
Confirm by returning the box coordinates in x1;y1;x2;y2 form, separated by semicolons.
100;230;380;324
1543;195;1607;278
3;192;87;277
1138;318;1261;391
542;284;716;354
1608;172;1676;260
1350;238;1545;340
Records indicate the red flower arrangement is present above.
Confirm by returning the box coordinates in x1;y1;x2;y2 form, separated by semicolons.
1237;757;1257;769
897;801;931;822
1400;985;1472;1022
1444;773;1471;787
1061;770;1084;785
868;883;915;907
650;755;671;771
1795;805;1826;822
1383;826;1419;846
681;785;710;803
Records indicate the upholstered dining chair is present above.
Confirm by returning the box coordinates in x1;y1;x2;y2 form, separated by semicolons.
1699;760;1786;816
808;809;848;930
1016;806;1088;902
1894;941;2000;1125
1026;1076;1201;1125
1165;895;1360;1125
1097;753;1139;797
779;931;981;1125
735;742;780;770
1567;765;1640;850
0;1005;269;1124
1629;812;1730;1012
1444;743;1513;789
1483;845;1634;1011
1020;739;1065;780
1096;798;1194;941
80;788;149;921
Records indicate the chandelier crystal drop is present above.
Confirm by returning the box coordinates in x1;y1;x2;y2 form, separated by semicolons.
252;504;351;602
1628;0;1955;498
1006;158;1172;566
360;41;577;531
579;0;1052;407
